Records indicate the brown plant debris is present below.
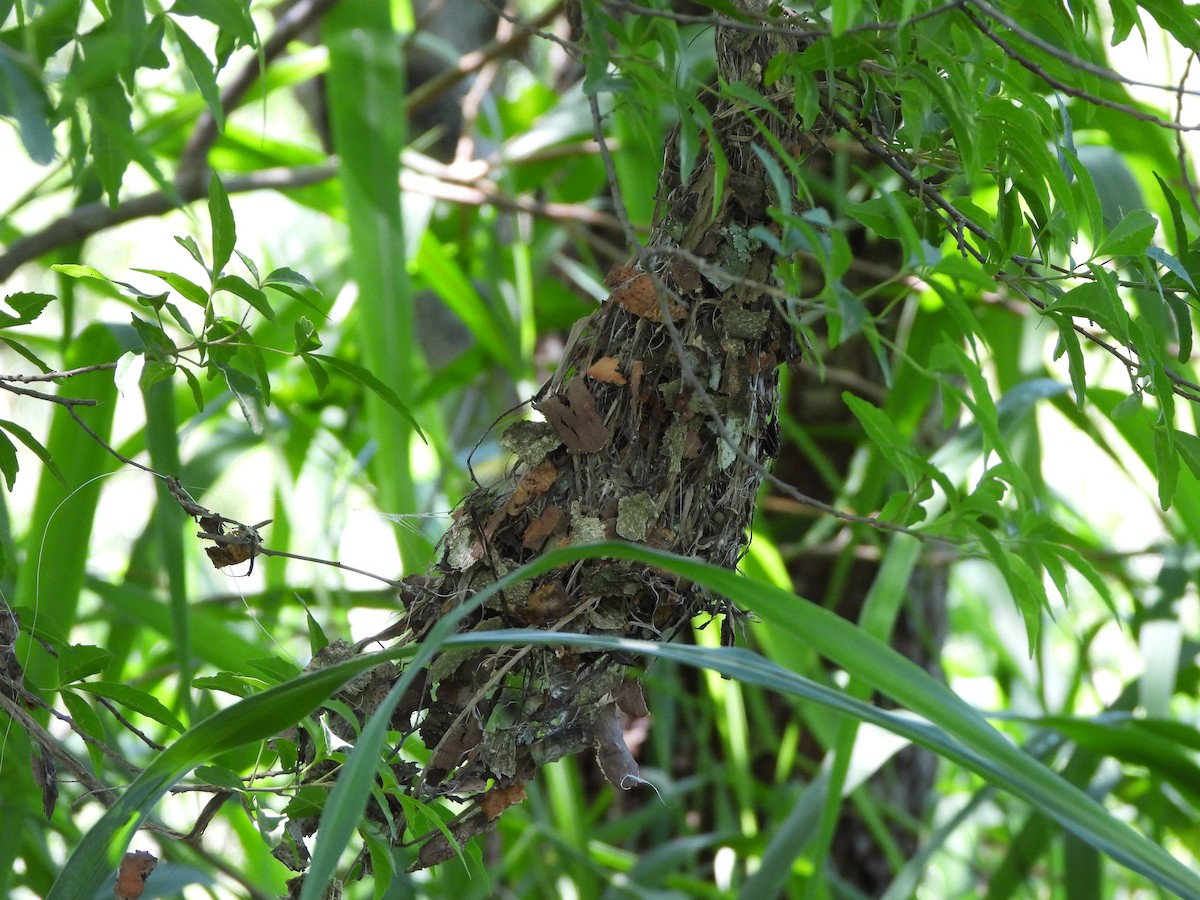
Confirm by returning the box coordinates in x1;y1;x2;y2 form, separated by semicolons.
113;850;157;900
285;1;825;879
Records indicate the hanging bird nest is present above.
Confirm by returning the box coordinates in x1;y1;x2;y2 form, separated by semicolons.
290;2;826;874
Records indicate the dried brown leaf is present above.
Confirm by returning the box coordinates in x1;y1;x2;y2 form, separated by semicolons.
114;850;157;900
586;356;627;385
534;379;611;453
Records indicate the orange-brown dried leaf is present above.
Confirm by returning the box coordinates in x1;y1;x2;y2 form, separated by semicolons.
523;580;571;624
478;781;527;820
523;505;565;550
603;264;640;287
586;356;627;385
205;543;254;568
114;850;158;900
504;459;559;514
610;273;687;322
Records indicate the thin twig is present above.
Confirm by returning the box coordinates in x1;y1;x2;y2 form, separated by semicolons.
0;382;97;407
966;0;1200;100
0;690;120;806
963;5;1199;133
408;2;566;115
0;362;120;384
602;0;965;39
256;547;402;587
837;109;1200;403
1176;53;1200;218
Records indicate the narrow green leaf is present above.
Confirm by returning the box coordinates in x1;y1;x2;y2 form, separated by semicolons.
87;83;133;206
60;690;107;774
305;605;329;656
193;765;247;793
0;292;54;328
1045;280;1129;344
1;336;53;373
169;20;224;130
57;644;114;684
174;235;207;271
0;418;66;486
76;681;186;733
170;0;256;46
1154;426;1179;510
192;672;257;697
1095;208;1157;258
265;267;320;293
311;353;426;441
1175;431;1200;480
0;47;56;163
300;353;328;394
132;268;209;306
50;264;112;282
0;431;18;489
208;173;236;280
215;274;274;322
293;317;322;353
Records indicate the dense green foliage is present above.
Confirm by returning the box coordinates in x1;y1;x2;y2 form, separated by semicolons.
1;0;1200;896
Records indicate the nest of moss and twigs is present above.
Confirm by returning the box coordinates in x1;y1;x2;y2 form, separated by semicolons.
272;3;826;877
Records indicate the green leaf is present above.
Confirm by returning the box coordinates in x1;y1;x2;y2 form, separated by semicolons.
1153;172;1189;257
293;317;322;354
0;47;56;163
311;353;426;441
192;672;259;698
50;264;112;283
58;644;114;684
1;337;53;373
1053;320;1087;407
1138;0;1200;52
0;293;54;328
1154;426;1179;510
1175;431;1200;480
76;681;186;733
215;274;274;322
193;765;247;793
132;268;209;306
300;353;328;394
59;690;106;774
305;605;329;656
0;418;66;486
169;20;224;131
129;313;174;353
170;0;256;46
265;267;320;294
0;430;18;490
87;83;133;207
1095;208;1157;258
218;363;265;434
174;235;207;271
1045;279;1129;344
208;172;236;279
234;250;261;286
243;657;300;684
181;367;205;410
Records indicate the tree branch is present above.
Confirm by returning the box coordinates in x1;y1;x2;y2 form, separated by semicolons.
176;0;347;190
0;166;334;283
